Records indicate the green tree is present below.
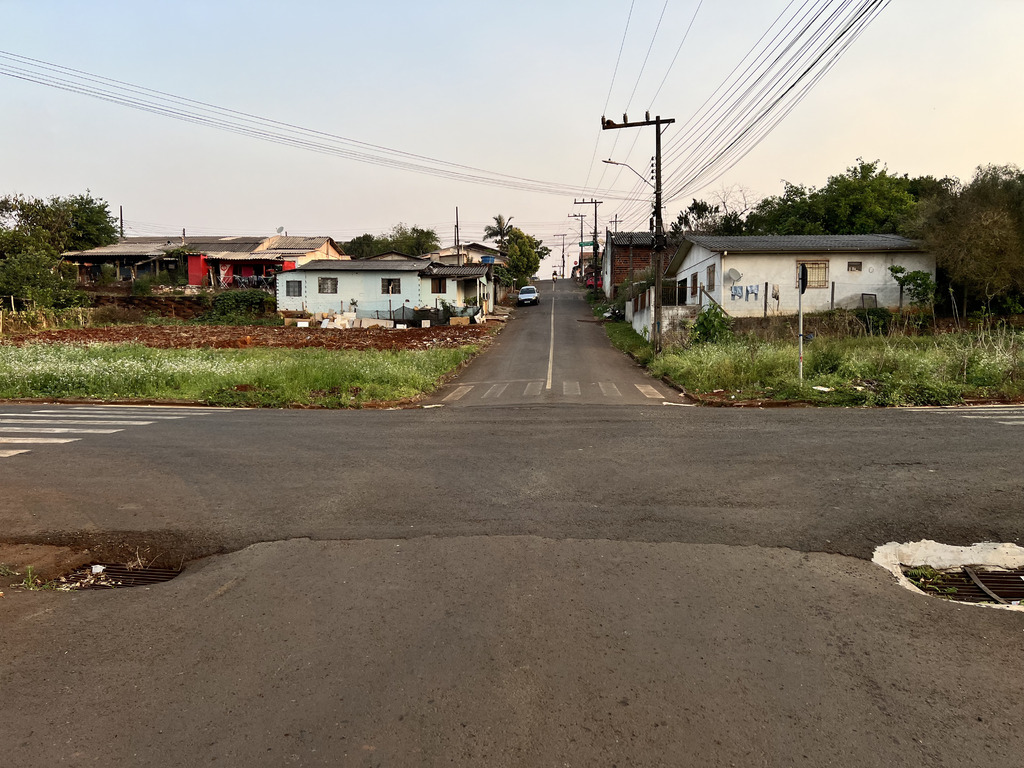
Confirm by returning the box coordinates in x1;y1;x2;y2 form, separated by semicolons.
482;214;514;253
504;227;542;286
916;164;1024;310
0;192;118;253
386;223;440;256
341;224;440;259
0;249;86;308
744;159;933;236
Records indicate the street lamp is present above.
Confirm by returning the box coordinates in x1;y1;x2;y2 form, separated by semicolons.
602;158;653;188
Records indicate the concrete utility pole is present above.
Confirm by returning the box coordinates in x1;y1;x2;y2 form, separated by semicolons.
554;234;567;278
574;199;602;299
569;213;585;279
601;111;675;353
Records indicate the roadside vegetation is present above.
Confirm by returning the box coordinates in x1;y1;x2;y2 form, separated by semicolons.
600;308;1024;406
0;343;477;407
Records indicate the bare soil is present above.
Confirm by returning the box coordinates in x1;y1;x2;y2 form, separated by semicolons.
2;323;493;352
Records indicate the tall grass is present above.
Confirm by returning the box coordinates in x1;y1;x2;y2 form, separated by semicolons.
629;324;1024;406
0;343;476;407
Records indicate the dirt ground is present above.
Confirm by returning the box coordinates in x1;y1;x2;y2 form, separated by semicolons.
2;323;494;351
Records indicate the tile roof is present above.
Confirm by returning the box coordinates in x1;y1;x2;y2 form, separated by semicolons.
684;234;923;252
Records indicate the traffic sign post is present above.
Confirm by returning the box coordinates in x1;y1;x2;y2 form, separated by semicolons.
798;263;808;383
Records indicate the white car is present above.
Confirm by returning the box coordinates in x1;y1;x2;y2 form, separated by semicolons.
517;286;540;306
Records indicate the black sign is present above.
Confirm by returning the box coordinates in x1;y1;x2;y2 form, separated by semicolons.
799;263;808;295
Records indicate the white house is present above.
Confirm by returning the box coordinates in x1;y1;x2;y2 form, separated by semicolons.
275;258;492;318
666;235;935;318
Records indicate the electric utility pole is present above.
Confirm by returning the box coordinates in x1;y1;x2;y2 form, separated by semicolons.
601;111;675;353
569;213;585;279
574;199;602;299
554;234;567;278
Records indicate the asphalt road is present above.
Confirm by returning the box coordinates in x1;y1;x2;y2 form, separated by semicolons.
2;285;1023;766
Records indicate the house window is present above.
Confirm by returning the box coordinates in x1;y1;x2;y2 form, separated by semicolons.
285;280;302;297
796;260;829;289
847;261;862;272
707;264;716;291
381;278;401;294
318;277;338;294
431;277;447;294
690;272;698;296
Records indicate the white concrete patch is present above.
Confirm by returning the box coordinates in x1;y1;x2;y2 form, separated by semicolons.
873;539;1024;611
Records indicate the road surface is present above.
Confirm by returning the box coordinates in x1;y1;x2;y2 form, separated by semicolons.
2;283;1022;766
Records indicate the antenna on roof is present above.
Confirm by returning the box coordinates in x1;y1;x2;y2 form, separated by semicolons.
276;226;285;236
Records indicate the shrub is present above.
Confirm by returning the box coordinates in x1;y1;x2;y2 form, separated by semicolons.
205;289;275;320
690;303;733;344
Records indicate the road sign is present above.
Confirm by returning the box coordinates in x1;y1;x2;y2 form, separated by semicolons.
579;241;595;247
574;260;578;266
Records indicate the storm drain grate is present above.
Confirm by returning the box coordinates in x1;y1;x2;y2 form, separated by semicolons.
56;563;183;590
902;566;1024;604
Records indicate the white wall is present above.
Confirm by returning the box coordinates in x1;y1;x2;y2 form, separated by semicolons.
671;247;936;318
276;270;422;316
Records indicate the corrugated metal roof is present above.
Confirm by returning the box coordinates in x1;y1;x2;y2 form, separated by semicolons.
423;265;489;278
263;236;330;250
291;259;425;272
610;232;655;248
204;252;283;261
685;234;923;252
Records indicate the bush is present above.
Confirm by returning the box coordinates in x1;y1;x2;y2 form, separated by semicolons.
690;303;733;344
205;289;275;320
852;307;895;335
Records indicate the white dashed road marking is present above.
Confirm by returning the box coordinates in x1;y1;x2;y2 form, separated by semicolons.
635;384;662;399
443;386;473;402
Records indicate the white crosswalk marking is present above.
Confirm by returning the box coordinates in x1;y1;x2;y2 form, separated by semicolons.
0;406;212;459
917;405;1024;428
482;383;509;399
443;386;473;402
598;382;621;397
524;381;542;396
635;384;662;399
563;381;581;396
8;411;189;420
0;419;153;426
0;426;122;434
0;437;80;444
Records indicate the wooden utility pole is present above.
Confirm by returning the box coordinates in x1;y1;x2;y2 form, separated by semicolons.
601;112;675;353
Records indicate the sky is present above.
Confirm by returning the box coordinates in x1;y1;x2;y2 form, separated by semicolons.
1;0;1022;275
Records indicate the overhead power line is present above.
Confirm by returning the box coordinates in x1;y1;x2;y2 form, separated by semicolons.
0;49;632;202
608;0;891;231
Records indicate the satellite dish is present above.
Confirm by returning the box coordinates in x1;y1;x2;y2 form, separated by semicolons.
725;268;742;282
276;226;285;235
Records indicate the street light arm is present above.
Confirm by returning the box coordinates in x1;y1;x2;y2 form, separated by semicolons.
602;158;653;188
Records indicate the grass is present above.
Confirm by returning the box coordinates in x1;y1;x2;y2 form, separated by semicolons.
604;321;1024;406
0;342;478;407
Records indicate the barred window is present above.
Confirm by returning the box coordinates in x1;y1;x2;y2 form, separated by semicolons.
707;264;716;291
690;272;698;296
796;260;829;289
285;280;302;297
318;277;338;294
381;278;401;294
